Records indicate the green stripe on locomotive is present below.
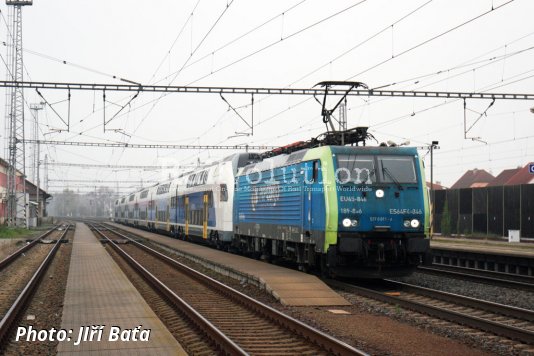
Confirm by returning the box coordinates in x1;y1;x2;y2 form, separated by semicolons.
302;146;338;252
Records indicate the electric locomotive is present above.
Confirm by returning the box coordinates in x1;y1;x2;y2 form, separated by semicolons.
233;129;430;278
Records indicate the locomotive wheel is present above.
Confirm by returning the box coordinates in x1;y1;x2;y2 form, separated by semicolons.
320;254;331;278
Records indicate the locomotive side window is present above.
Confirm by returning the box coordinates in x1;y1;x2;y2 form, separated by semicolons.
336;155;376;184
378;156;417;183
312;160;319;182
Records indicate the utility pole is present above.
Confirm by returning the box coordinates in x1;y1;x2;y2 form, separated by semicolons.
43;154;48;191
30;103;43;225
29;103;43;184
4;0;32;227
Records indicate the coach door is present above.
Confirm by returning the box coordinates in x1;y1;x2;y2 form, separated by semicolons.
185;196;189;236
203;192;208;239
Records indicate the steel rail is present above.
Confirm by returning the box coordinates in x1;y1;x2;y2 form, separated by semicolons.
418;265;534;291
384;279;534;323
90;224;247;356
97;223;368;356
327;280;534;345
0;224;62;271
0;224;71;345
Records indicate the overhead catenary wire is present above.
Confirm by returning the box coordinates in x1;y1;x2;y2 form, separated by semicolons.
63;1;307;140
153;0;309;85
147;0;203;84
116;0;237;172
90;0;369;152
233;0;521;140
186;0;368;86
43;3;502;153
8;2;532;192
347;0;516;81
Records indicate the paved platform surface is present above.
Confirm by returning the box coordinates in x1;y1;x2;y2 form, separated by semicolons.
431;236;534;257
57;223;185;355
108;223;349;307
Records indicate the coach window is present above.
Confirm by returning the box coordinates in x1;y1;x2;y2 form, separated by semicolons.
220;184;228;202
208;191;214;208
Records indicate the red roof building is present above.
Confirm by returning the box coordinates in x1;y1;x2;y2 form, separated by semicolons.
450;169;495;189
504;162;534;186
487;168;522;186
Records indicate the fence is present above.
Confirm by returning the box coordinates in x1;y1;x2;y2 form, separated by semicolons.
433;184;534;238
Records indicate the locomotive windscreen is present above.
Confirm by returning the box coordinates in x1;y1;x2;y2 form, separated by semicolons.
377;155;417;183
336;154;376;184
336;154;417;184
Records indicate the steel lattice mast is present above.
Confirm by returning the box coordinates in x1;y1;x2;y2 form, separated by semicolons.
4;0;31;227
29;103;43;185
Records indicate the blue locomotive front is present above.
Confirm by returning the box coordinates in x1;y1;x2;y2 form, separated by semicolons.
332;146;430;277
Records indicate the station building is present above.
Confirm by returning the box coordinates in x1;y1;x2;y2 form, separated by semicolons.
0;157;51;226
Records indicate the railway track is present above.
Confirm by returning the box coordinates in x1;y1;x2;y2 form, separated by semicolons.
0;224;62;271
0;224;71;346
328;278;534;346
90;223;367;355
418;265;534;291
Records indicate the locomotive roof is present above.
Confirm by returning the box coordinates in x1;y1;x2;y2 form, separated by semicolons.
117;152;261;202
238;145;419;174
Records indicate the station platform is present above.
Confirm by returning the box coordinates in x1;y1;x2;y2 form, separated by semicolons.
430;236;534;257
107;223;349;307
57;223;185;355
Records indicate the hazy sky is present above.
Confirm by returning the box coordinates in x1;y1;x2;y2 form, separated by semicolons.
1;0;533;192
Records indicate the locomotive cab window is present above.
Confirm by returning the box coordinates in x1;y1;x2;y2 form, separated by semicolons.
336;155;376;184
378;155;417;183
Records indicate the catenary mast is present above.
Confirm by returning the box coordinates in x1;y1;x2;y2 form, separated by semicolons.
4;0;32;227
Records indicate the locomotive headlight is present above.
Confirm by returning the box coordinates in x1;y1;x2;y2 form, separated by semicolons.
375;189;384;198
342;218;352;227
410;219;420;228
351;219;359;227
403;220;411;228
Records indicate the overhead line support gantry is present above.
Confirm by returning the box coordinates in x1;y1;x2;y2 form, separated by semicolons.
0;80;533;100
